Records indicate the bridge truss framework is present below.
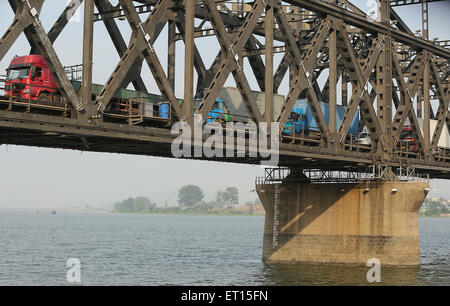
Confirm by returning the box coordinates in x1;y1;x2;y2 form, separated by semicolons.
0;0;449;179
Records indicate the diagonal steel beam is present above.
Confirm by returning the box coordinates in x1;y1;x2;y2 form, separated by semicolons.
390;7;413;36
246;35;267;92
7;0;83;112
95;0;174;114
196;0;266;124
0;2;36;62
273;53;290;93
429;58;449;151
47;0;84;43
336;26;382;145
274;1;330;140
95;0;147;92
29;0;84;54
391;51;427;151
8;0;82;56
116;0;184;120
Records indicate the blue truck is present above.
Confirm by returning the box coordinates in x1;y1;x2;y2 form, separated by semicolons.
284;99;359;137
194;98;228;123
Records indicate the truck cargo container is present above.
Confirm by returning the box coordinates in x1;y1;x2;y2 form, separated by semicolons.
283;99;359;137
217;87;285;122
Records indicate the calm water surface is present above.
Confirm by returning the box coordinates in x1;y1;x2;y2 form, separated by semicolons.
0;210;448;286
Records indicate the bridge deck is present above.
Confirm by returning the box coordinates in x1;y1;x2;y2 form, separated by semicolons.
0;109;448;179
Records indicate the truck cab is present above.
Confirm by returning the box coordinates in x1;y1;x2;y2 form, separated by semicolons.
194;98;227;123
5;55;57;101
284;108;307;135
398;126;418;152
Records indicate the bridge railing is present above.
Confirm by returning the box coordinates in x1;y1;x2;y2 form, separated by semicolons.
256;166;431;185
0;76;69;114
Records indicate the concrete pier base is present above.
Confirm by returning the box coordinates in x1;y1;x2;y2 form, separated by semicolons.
256;181;429;266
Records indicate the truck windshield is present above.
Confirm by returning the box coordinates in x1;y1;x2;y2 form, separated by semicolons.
400;130;413;139
7;66;31;80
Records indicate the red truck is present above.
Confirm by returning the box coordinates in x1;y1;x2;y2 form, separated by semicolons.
398;126;418;152
398;119;450;153
5;55;58;101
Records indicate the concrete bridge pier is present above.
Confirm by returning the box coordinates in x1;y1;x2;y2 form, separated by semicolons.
256;180;430;266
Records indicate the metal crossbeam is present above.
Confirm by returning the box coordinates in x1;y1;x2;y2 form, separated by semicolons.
390;0;446;7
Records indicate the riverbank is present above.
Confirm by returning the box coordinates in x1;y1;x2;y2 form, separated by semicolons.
112;208;264;217
419;214;450;218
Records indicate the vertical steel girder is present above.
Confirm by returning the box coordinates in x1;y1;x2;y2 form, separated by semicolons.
265;0;274;126
183;0;195;121
174;15;208;98
329;28;337;135
273;53;290;93
81;0;94;109
168;19;176;91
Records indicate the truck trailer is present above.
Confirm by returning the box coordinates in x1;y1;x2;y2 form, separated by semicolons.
283;99;359;137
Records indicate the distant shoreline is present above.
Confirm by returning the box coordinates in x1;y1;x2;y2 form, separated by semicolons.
419;215;450;218
111;210;264;217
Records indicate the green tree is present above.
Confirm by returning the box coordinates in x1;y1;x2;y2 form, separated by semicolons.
114;196;156;213
178;185;204;207
423;201;449;216
225;187;239;207
134;196;153;213
216;191;226;208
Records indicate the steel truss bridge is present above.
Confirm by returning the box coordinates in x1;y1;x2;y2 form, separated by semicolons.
0;0;449;179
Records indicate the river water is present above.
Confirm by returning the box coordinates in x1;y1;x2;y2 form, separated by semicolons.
0;210;448;286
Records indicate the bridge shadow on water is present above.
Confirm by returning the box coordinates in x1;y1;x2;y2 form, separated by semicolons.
260;262;422;286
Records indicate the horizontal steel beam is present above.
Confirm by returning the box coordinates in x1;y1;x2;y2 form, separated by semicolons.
390;0;447;7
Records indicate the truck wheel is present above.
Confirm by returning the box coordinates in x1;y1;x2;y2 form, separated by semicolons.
38;93;51;102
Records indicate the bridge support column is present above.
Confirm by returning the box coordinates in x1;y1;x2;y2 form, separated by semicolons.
256;180;429;266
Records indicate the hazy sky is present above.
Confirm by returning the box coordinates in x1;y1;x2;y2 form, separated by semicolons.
0;1;449;209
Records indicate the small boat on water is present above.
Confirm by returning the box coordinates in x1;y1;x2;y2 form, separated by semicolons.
51;210;57;215
35;209;39;215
